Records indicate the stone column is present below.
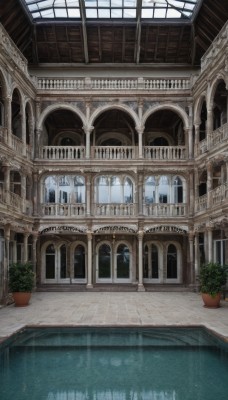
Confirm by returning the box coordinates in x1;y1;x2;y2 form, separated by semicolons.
188;127;193;159
206;109;213;149
189;232;194;284
137;231;145;291
33;172;38;216
32;234;38;287
23;233;29;262
3;224;10;302
35;128;42;158
138;172;143;216
194;124;200;157
207;226;213;263
194;168;199;212
136;126;144;159
86;231;93;288
21;106;27;156
84;126;93;159
5;96;12;146
207;161;213;209
3;163;10;204
86;174;91;216
194;232;199;283
189;170;194;216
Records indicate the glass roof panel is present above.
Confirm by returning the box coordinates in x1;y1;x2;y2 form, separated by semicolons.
22;0;199;20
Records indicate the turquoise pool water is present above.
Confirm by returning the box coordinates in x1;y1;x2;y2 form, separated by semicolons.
0;327;228;400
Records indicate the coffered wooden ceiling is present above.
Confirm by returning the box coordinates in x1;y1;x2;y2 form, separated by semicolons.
0;0;227;66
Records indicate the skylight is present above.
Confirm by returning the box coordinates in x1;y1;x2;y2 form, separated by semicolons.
23;0;199;20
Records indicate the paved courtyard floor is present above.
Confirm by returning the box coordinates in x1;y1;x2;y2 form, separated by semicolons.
0;291;228;341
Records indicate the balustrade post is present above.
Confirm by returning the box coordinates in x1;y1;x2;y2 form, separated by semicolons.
137;231;145;291
84;126;93;159
86;231;93;288
35;129;42;158
206;109;213;149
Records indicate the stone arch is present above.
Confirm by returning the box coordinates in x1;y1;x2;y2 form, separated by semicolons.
0;67;10;97
208;73;228;110
11;85;24;104
194;93;207;125
142;103;189;130
37;103;86;131
89;103;140;128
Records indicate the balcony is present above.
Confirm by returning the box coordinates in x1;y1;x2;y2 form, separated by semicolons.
143;203;188;217
211;184;228;206
39;145;187;161
95;203;136;216
42;203;86;217
36;77;191;92
195;194;207;212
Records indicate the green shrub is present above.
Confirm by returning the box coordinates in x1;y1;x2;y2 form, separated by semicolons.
199;262;227;297
9;262;35;292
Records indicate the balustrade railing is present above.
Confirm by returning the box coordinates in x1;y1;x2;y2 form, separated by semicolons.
41;146;85;160
37;77;191;91
198;139;207;155
42;203;86;217
11;135;24;155
8;191;23;211
144;146;186;160
92;146;136;160
0;127;7;143
195;194;207;212
209;122;228;148
143;203;187;217
211;184;227;206
95;203;136;216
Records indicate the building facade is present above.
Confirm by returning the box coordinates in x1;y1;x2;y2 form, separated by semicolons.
0;20;228;302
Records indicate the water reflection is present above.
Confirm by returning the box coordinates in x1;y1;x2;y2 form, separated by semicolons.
46;389;177;400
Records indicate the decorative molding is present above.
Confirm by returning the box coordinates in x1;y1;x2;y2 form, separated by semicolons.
0;23;29;78
201;20;228;72
144;225;188;234
93;225;137;234
39;225;87;235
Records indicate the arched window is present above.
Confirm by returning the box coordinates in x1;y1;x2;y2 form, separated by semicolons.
151;244;159;279
10;171;21;196
59;176;70;203
159;176;169;203
143;244;159;279
145;176;156;203
45;244;55;279
74;176;85;203
45;176;56;203
60;244;68;279
173;177;183;203
97;176;133;203
116;244;130;279
143;244;149;278
98;244;111;279
167;244;177;279
74;244;85;279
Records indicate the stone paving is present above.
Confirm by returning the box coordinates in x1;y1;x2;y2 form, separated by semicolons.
0;291;228;340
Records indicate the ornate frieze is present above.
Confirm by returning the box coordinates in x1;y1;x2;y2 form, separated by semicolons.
144;225;188;234
93;225;137;234
39;225;87;235
201;20;228;72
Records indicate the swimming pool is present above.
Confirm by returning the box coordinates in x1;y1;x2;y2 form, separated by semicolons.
0;327;228;400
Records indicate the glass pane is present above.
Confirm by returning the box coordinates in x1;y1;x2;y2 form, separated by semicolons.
98;177;109;203
159;176;169;203
111;177;121;203
86;9;98;18
99;244;111;278
74;245;85;279
111;9;122;18
151;244;159;279
145;177;155;203
46;255;55;279
98;9;110;17
167;244;177;279
60;245;68;279
117;244;130;278
124;178;133;203
68;9;80;17
45;176;56;203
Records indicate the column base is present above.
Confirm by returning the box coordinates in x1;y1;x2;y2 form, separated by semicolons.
137;283;145;292
86;283;93;289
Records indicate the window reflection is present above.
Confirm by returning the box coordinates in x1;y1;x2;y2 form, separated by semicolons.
97;175;133;203
44;175;85;204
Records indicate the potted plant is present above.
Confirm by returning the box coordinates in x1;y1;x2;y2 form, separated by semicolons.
199;262;227;308
8;262;35;307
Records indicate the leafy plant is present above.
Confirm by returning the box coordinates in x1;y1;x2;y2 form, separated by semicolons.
8;262;35;292
199;262;227;297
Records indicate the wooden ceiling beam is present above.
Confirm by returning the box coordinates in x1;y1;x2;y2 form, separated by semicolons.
79;0;89;63
134;0;142;64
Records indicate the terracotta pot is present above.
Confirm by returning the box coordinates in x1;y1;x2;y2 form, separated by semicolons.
201;292;221;308
12;292;31;307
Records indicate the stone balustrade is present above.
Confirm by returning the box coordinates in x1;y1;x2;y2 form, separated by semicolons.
143;203;187;217
42;203;86;217
11;135;24;155
209;122;228;148
95;203;136;216
211;184;227;206
144;146;187;160
41;146;85;160
0;127;7;143
195;194;207;212
9;191;23;211
92;146;136;160
198;139;207;155
37;77;191;91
